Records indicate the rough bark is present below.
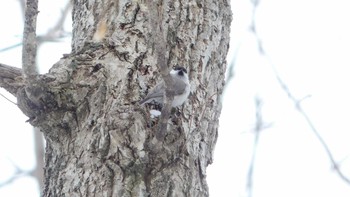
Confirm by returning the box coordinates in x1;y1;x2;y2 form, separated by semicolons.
0;0;232;196
22;0;39;79
0;63;23;96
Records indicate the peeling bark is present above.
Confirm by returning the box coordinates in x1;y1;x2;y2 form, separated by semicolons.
0;0;232;196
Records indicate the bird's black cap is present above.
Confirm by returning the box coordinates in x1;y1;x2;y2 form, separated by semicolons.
174;66;187;76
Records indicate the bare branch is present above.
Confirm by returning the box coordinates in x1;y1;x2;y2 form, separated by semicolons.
224;42;241;92
22;0;39;79
0;1;71;53
0;43;22;53
145;0;174;140
249;0;350;185
0;63;22;80
246;97;273;197
0;63;24;96
0;158;32;187
273;67;350;184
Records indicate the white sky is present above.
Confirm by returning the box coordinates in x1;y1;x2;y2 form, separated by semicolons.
207;0;350;197
1;0;350;196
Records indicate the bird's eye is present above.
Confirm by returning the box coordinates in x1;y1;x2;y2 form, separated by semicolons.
173;66;187;74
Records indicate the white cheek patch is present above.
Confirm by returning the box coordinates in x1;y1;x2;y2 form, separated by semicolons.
170;69;178;75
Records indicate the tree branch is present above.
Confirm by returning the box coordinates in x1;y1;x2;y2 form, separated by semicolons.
0;43;23;53
0;63;23;96
0;1;71;53
22;0;39;79
272;66;350;184
0;158;32;187
246;98;262;197
249;0;350;185
145;0;174;140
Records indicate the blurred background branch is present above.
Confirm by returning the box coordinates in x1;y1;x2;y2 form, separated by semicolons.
0;1;71;53
248;0;350;185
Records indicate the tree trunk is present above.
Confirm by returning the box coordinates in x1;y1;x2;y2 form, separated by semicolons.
1;0;232;196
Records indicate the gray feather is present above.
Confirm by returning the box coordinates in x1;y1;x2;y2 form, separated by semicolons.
139;68;189;106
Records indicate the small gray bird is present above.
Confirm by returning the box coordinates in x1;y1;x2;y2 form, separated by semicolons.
139;66;190;107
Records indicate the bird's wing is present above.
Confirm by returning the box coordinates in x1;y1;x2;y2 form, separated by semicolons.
146;81;165;98
157;77;187;95
139;81;165;105
139;77;188;105
173;78;187;95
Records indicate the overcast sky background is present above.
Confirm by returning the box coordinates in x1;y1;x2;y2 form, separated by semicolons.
1;0;350;196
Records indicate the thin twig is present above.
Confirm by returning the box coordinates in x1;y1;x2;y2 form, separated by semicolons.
1;1;71;53
224;41;241;88
145;0;174;140
0;158;32;187
22;0;39;79
0;92;17;105
0;43;23;53
272;66;350;184
246;97;270;197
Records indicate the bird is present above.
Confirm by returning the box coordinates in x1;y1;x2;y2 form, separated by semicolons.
139;66;190;107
